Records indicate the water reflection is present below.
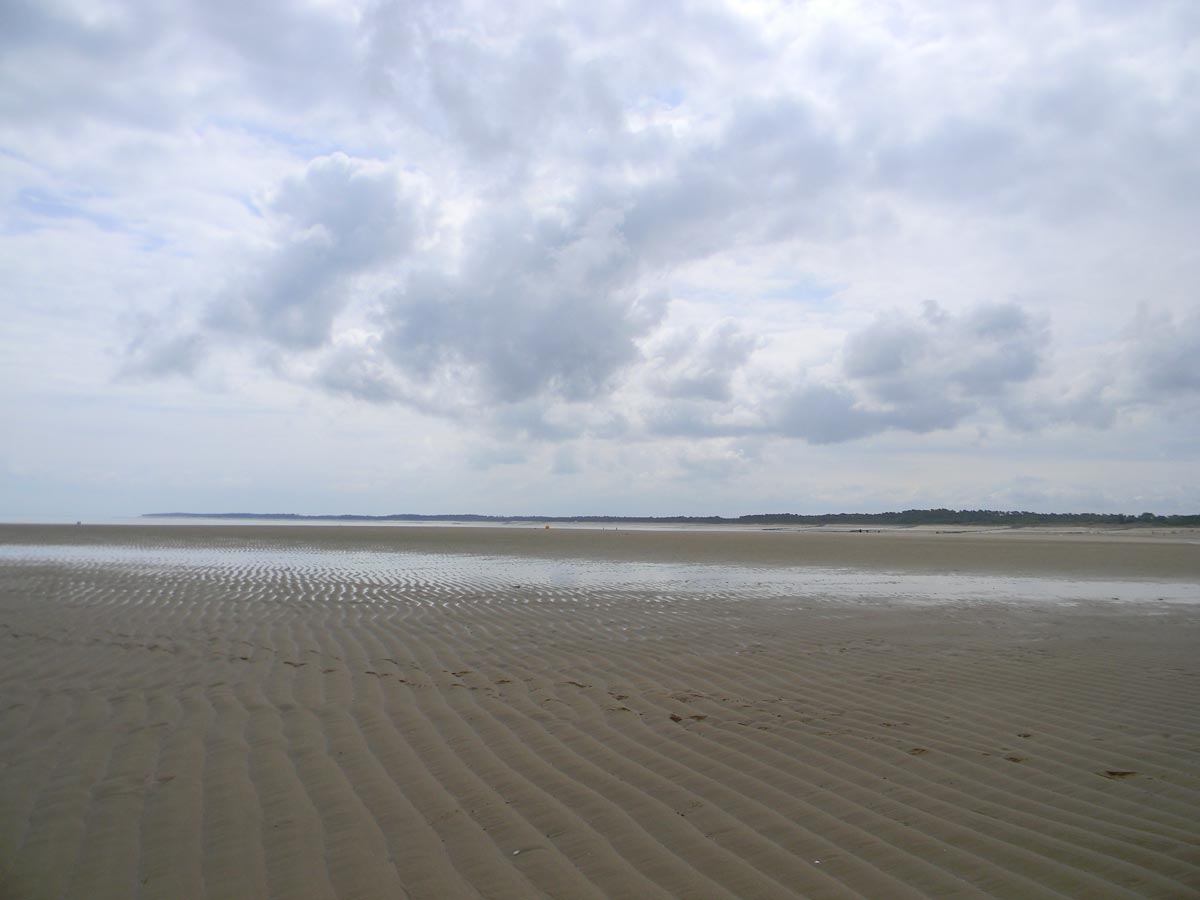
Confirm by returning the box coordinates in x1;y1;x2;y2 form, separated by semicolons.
0;542;1195;607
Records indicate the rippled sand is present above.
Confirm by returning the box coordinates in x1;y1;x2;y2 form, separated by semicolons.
1;524;1198;898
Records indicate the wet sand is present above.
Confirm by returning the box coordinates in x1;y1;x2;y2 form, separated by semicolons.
1;524;1197;898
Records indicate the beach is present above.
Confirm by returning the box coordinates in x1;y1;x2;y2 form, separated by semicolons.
1;523;1197;898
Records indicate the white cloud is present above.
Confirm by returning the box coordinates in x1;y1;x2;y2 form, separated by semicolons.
2;0;1198;516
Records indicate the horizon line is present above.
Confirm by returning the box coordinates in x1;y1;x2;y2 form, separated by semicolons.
140;509;1200;524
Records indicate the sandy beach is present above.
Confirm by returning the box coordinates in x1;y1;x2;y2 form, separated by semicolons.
1;523;1197;899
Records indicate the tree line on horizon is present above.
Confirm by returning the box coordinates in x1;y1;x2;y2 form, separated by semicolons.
145;509;1200;527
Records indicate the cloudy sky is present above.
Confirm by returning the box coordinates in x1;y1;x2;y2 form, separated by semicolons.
3;0;1198;519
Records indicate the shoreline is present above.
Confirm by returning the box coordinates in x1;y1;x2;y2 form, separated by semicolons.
2;521;1197;580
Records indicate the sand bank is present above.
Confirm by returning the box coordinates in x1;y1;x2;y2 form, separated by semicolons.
1;525;1197;898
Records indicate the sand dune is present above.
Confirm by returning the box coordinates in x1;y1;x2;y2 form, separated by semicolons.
1;525;1197;898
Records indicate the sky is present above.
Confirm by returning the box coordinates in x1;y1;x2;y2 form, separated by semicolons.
2;0;1199;519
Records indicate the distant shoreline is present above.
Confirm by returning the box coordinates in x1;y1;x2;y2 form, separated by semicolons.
143;509;1200;528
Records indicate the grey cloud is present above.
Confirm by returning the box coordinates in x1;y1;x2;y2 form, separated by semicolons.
842;316;923;383
674;301;1051;445
644;400;748;440
877;118;1026;209
976;304;1200;433
1003;306;1200;432
0;0;139;55
0;1;179;128
361;0;764;166
845;301;1046;414
869;27;1200;226
121;331;209;380
465;442;529;471
380;207;666;404
671;444;752;481
364;2;625;174
619;98;850;264
999;376;1120;433
954;303;1043;391
550;445;581;476
426;33;603;163
183;0;357;108
649;321;758;402
0;0;353;133
485;403;577;443
312;342;404;406
771;383;881;444
268;154;418;268
1127;307;1200;398
205;153;423;349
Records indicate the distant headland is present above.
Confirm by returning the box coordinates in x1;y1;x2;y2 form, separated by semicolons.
143;509;1200;527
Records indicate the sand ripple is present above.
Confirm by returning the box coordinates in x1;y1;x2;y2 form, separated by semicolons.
1;528;1198;898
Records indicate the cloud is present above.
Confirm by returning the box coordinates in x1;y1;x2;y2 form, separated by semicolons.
311;339;403;406
123;152;426;377
205;153;425;349
378;206;667;404
671;441;753;481
648;320;758;402
973;303;1200;434
122;330;209;379
770;383;881;444
550;444;581;476
844;300;1047;426
673;300;1050;444
1126;306;1200;399
641;299;1051;445
599;97;854;270
106;2;1179;434
8;0;1200;520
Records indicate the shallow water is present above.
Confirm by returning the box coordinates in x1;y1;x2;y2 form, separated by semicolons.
1;541;1195;607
